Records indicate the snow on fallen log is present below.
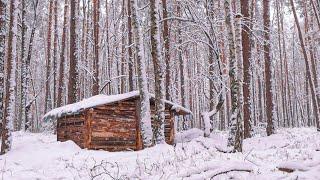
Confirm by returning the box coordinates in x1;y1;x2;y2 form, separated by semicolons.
175;128;204;143
277;161;309;173
178;161;253;179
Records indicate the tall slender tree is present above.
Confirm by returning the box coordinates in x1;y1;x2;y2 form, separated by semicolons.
0;0;6;127
1;0;16;154
92;0;100;95
52;0;58;108
225;0;243;152
290;0;320;130
127;0;134;91
162;0;171;100
68;0;79;104
20;0;27;130
131;0;153;147
263;0;275;136
57;0;68;107
241;0;252;138
150;0;165;143
45;0;54;113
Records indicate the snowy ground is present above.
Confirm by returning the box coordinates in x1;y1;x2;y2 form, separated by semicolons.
0;128;319;180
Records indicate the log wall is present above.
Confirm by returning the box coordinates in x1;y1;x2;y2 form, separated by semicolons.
57;113;87;148
57;98;177;152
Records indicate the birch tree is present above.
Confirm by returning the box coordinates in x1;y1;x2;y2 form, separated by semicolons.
131;0;153;147
150;0;165;143
225;0;243;152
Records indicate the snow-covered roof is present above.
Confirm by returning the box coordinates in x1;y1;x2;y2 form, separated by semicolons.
44;91;192;119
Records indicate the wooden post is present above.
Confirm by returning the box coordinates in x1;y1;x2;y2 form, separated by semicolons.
135;100;143;150
169;111;175;145
85;109;94;149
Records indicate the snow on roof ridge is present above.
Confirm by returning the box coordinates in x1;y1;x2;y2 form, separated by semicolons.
43;91;192;119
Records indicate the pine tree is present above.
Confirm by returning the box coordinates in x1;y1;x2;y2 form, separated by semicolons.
241;0;252;139
127;0;134;91
0;0;6;127
290;0;320;130
263;0;275;136
162;0;171;100
57;0;68;107
1;0;16;154
68;0;79;104
45;0;54;113
20;0;27;130
92;0;100;95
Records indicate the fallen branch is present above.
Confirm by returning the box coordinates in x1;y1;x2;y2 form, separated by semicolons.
208;168;252;178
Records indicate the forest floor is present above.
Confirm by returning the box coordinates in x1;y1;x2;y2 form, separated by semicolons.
0;127;319;180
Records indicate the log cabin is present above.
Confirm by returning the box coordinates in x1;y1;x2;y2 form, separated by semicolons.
43;91;192;151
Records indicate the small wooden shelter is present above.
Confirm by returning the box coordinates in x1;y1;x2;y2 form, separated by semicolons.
44;91;192;151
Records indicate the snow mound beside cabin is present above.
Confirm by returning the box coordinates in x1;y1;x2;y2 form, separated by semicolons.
0;128;319;179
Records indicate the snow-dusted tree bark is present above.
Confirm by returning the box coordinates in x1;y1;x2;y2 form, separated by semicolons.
263;0;275;136
225;0;243;152
1;0;16;154
45;0;53;113
25;0;39;130
150;0;165;143
290;0;320;130
241;0;252;139
127;0;134;91
92;0;100;95
131;0;153;147
20;0;27;130
57;0;68;107
68;0;79;104
52;0;58;108
0;0;6;128
162;0;170;101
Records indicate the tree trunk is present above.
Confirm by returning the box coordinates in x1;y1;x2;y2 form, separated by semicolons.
241;0;252;138
263;0;275;136
225;0;243;152
68;0;79;104
57;0;68;107
92;0;100;95
52;0;58;108
1;0;16;155
20;0;27;131
45;0;54;113
127;0;134;91
290;0;320;130
131;0;153;147
162;0;171;101
0;0;6;132
150;0;165;143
